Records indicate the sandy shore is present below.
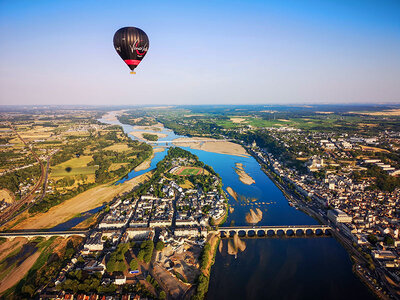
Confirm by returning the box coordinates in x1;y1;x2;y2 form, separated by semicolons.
7;172;152;230
234;163;255;185
173;137;249;157
129;131;168;140
134;148;165;171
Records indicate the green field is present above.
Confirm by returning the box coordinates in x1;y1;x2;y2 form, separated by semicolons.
177;167;202;176
53;155;93;168
50;155;98;177
50;165;99;177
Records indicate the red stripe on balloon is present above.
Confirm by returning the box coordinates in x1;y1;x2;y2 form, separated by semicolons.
124;60;141;66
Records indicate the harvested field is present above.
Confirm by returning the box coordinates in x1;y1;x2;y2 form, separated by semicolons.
349;109;400;116
109;162;129;171
360;145;390;153
0;189;14;204
103;143;130;152
230;117;247;123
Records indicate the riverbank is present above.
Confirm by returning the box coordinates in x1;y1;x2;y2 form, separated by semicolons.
173;137;249;157
192;232;221;299
246;147;392;300
4;171;152;230
135;148;165;171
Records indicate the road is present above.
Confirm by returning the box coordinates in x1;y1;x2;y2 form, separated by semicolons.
0;124;57;227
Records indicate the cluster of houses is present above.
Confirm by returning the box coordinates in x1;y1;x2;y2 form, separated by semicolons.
47;159;226;299
248;127;400;285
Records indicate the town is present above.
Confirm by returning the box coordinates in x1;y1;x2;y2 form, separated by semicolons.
38;147;227;299
245;125;400;298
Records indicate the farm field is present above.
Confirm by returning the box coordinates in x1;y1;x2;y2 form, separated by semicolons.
103;143;130;152
50;155;98;177
51;165;99;177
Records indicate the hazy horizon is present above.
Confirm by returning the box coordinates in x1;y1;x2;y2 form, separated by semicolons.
1;0;400;106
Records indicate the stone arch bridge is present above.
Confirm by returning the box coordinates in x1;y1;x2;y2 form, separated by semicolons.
218;225;331;238
0;230;88;240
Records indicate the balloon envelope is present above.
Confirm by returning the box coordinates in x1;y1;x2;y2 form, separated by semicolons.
113;27;149;72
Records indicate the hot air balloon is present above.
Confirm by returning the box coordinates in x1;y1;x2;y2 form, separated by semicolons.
113;27;149;74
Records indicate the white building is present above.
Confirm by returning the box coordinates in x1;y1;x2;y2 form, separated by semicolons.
327;209;352;223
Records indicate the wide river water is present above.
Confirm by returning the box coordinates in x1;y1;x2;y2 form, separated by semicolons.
99;113;375;300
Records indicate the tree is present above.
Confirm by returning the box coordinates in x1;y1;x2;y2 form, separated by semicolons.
384;235;394;246
159;290;167;299
130;258;138;270
155;240;164;251
367;234;378;245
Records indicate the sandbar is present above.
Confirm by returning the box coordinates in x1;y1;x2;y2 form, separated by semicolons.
173;137;249;157
234;163;255;185
226;187;238;201
245;208;263;224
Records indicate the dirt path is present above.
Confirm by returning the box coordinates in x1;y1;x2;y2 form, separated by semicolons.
6;172;152;230
0;251;40;293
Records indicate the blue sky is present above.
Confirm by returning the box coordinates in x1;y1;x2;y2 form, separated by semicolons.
0;0;399;105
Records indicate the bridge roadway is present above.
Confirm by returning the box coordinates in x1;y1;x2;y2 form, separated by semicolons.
218;225;331;237
0;230;88;240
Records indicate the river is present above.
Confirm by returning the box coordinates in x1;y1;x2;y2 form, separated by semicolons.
99;112;375;300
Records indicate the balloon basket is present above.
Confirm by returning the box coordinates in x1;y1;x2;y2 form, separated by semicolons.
130;71;136;75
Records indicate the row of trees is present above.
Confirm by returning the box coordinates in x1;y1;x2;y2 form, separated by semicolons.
192;240;219;300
